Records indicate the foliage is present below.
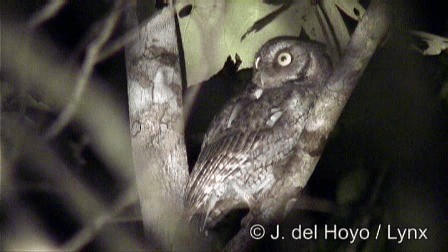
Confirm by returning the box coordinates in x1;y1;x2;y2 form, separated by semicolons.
177;0;366;85
1;0;447;251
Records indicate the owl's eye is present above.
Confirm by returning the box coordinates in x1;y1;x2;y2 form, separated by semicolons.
255;57;261;69
277;52;292;66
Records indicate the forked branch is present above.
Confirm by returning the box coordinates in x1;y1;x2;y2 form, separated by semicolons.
226;0;391;250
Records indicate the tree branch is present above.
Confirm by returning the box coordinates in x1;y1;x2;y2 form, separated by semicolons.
226;0;391;250
44;0;123;139
28;0;68;29
61;186;141;251
124;3;190;249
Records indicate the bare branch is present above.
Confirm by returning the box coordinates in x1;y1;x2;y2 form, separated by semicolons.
28;0;67;29
226;0;391;250
61;186;142;251
44;0;123;139
2;21;135;188
96;10;173;63
97;29;139;62
1;115;143;251
2;19;144;249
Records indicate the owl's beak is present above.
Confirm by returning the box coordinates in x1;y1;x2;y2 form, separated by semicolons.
252;71;265;88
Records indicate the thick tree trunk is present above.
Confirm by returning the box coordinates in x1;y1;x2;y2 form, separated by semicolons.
124;4;189;249
124;0;391;250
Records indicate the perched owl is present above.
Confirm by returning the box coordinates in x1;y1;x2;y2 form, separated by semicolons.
185;37;332;229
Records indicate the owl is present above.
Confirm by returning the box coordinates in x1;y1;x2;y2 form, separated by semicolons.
185;37;332;229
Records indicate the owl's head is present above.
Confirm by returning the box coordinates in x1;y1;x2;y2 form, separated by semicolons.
252;37;333;89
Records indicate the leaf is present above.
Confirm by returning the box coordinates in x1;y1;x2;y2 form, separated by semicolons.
240;2;292;41
334;0;365;20
319;0;351;55
176;0;360;86
412;31;448;56
178;4;192;18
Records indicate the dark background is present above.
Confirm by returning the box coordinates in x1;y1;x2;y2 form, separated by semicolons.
1;0;447;251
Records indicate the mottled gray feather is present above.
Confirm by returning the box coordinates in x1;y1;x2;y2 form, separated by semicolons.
185;37;332;228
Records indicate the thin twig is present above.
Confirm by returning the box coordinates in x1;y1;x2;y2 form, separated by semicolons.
28;0;67;29
3;21;142;249
96;20;143;62
44;0;124;139
95;4;159;62
2;113;139;250
61;186;141;251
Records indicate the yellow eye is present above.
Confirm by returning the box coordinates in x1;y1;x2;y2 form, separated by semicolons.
277;52;292;66
255;57;261;69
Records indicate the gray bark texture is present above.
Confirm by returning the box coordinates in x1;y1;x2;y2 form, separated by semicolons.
226;0;391;250
124;4;190;249
125;0;390;250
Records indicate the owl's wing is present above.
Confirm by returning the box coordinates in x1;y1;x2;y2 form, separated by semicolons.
185;37;332;228
186;130;263;208
186;86;307;220
186;94;255;207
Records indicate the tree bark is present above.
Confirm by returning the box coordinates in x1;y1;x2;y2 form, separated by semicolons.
124;3;189;249
226;0;391;250
124;0;391;250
